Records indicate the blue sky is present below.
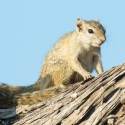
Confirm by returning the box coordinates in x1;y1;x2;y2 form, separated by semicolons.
0;0;125;86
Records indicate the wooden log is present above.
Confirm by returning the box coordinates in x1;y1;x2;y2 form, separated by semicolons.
0;63;125;125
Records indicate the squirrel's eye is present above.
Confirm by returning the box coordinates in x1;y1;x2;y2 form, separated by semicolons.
88;29;94;34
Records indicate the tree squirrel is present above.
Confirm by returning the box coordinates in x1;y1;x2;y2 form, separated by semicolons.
0;18;106;107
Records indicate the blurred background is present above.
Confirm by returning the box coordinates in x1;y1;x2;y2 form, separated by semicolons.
0;0;125;86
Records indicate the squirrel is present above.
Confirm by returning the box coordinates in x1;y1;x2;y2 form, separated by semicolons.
0;18;106;108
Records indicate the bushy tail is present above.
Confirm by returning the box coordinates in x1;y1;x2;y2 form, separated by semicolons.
0;83;63;108
14;87;63;106
0;75;60;108
0;82;39;107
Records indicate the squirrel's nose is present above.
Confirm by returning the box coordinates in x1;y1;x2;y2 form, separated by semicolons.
100;36;106;44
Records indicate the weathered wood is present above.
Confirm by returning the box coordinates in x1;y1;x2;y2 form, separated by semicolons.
0;63;125;125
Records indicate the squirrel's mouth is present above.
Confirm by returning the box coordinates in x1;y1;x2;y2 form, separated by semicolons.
92;43;101;47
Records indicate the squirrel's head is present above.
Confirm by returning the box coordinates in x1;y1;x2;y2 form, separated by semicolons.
76;18;106;47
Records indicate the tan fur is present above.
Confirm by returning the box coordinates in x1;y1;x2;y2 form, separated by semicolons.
0;83;63;107
40;18;106;90
0;18;106;107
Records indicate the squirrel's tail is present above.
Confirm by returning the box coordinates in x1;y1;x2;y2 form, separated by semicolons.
0;83;63;108
0;75;59;108
14;87;63;106
0;82;39;108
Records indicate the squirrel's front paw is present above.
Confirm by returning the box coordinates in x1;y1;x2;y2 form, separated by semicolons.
83;72;91;80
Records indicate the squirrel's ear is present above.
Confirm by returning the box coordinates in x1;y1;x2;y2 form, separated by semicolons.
76;18;85;33
95;19;100;22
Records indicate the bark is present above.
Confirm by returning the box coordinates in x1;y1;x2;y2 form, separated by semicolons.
0;63;125;125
